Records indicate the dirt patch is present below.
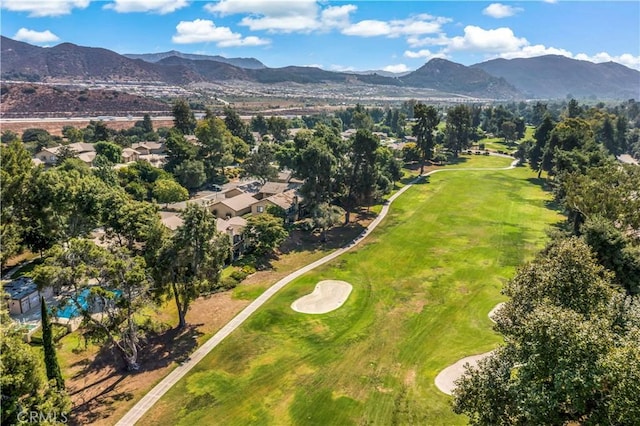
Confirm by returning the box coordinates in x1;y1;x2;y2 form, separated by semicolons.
67;292;249;425
404;369;417;386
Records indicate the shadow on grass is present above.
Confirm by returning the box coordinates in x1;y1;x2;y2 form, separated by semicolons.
67;324;203;425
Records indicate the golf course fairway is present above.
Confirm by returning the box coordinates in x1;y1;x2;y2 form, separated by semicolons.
140;158;562;425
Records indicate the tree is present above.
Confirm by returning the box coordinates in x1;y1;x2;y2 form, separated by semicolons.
530;114;554;177
174;159;206;192
0;141;33;263
172;99;197;135
1;130;18;143
195;115;237;179
251;114;269;136
93;121;111;142
1;305;70;425
340;129;380;223
141;113;154;133
241;144;278;183
413;103;439;174
296;141;337;209
444;105;472;157
164;128;197;173
268;116;289;143
245;213;288;255
40;298;64;390
310;203;344;242
54;144;78;165
21;128;51;143
101;190;163;252
33;240;152;371
95;141;123;164
501;121;517;146
155;204;230;328
453;238;640;424
153;179;189;206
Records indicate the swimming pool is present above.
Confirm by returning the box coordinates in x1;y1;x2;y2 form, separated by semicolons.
55;288;122;319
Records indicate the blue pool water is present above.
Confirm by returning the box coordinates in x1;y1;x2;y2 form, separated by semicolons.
55;288;122;319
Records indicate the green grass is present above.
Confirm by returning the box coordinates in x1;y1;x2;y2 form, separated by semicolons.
140;160;561;426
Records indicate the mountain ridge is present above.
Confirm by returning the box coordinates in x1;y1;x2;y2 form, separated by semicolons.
2;36;639;100
124;50;266;70
472;55;640;100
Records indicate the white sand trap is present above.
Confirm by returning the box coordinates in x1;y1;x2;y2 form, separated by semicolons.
488;302;505;323
435;351;494;395
434;303;505;394
291;280;352;314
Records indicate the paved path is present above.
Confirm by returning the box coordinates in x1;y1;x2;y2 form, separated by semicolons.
116;157;518;425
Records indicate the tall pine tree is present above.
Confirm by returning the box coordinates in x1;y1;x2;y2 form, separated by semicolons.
41;297;64;390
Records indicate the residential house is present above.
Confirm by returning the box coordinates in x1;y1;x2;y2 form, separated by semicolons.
159;211;247;259
159;211;184;231
122;148;140;163
340;128;357;140
210;193;259;219
217;216;247;259
131;141;165;155
34;142;96;166
5;278;53;315
256;181;290;199
251;190;300;223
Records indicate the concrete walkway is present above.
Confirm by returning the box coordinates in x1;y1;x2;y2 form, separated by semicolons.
116;156;518;425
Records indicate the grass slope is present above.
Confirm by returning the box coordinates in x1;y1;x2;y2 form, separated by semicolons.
140;160;561;425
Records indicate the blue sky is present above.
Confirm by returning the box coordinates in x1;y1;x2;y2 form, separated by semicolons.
2;1;639;72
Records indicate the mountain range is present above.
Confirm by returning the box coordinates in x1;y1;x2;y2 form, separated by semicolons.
1;36;638;100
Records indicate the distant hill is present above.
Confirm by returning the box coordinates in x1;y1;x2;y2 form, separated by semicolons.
5;36;638;100
472;55;640;99
0;82;170;117
124;50;266;70
400;58;520;99
0;36;202;84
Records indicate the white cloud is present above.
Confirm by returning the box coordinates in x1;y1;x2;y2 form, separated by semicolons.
482;3;523;19
407;33;451;48
342;20;391;37
1;0;90;17
329;64;355;72
575;52;640;70
382;64;410;73
499;44;573;59
543;0;558;4
207;0;356;34
205;0;317;17
239;15;320;33
104;0;189;14
320;5;357;30
404;49;448;60
342;14;450;38
448;26;528;52
13;28;60;44
172;19;270;47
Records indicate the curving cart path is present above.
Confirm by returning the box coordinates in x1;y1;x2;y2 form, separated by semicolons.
116;157;518;425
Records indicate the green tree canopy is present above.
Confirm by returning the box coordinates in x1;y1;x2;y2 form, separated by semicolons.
245;213;289;255
155;204;230;328
172;99;197;135
153;179;189;206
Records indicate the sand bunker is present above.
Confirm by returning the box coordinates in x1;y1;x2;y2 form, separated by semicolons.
291;280;353;314
434;303;505;395
488;302;505;323
434;351;494;395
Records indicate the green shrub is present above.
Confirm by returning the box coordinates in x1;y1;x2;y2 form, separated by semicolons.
241;265;257;275
230;269;249;282
30;324;68;345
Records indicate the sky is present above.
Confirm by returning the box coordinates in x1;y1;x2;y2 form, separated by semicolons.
1;1;639;73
